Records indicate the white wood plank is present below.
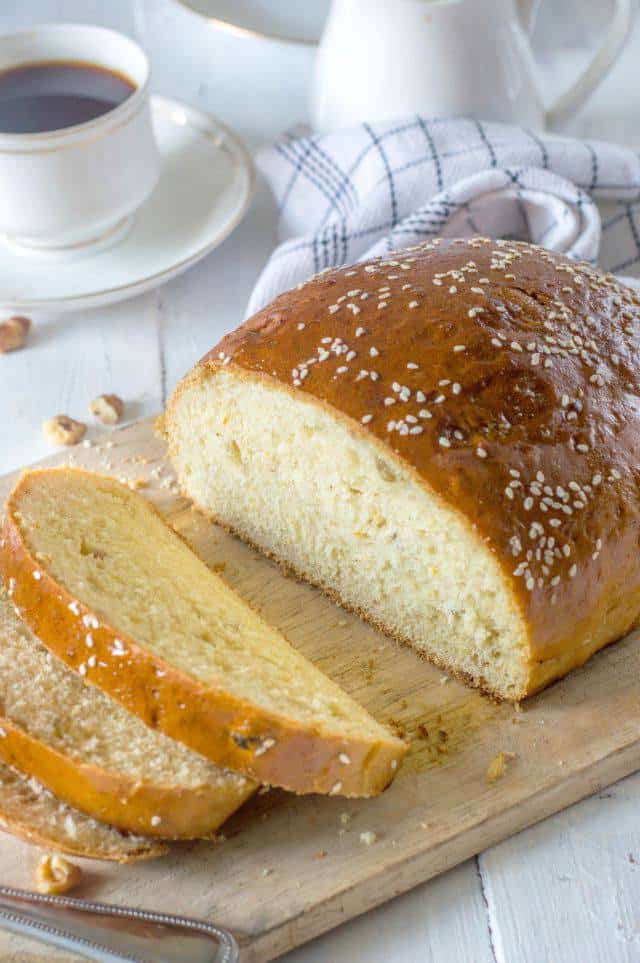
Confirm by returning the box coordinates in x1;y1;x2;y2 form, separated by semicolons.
0;292;162;476
158;182;280;401
480;771;640;963
282;860;494;963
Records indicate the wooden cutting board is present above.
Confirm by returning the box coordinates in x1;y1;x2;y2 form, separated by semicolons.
1;417;639;962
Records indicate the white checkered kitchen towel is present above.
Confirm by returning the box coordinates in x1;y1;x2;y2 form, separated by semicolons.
248;116;640;315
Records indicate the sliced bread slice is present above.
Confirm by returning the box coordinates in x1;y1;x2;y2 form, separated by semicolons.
0;760;166;862
1;468;406;797
0;587;254;839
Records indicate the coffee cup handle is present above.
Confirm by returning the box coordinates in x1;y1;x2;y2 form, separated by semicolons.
544;0;635;128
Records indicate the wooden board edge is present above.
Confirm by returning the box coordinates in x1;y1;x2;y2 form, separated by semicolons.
7;733;638;963
241;739;640;961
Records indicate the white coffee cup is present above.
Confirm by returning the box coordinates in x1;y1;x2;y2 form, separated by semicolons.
0;23;160;253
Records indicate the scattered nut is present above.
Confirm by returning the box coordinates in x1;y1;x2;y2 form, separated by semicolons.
35;854;81;895
359;831;377;846
0;316;31;354
487;751;516;784
89;393;124;425
43;415;87;447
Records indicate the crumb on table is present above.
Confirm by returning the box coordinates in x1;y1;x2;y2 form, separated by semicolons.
487;751;516;784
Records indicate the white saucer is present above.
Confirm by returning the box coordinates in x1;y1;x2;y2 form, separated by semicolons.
0;96;253;314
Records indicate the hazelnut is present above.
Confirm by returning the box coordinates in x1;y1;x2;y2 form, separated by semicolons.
0;316;31;354
43;415;87;447
89;394;124;425
35;854;82;895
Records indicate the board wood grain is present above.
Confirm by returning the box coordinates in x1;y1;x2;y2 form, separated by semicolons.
0;416;639;962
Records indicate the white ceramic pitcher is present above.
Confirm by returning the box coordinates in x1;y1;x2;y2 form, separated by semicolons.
312;0;635;131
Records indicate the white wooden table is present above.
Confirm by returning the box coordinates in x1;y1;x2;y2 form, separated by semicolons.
1;2;640;961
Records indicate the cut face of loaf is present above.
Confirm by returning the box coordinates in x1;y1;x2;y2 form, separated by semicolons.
1;469;405;797
167;238;640;701
0;587;254;839
169;367;529;699
0;760;166;862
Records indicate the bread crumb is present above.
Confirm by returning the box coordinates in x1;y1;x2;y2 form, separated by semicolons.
487;751;516;783
89;393;124;425
440;675;450;685
340;812;351;826
154;413;167;440
359;831;377;846
0;315;30;353
43;415;86;447
35;854;81;894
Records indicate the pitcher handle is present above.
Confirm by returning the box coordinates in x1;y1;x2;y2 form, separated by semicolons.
545;0;636;128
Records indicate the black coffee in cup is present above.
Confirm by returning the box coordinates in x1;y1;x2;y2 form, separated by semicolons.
0;60;136;134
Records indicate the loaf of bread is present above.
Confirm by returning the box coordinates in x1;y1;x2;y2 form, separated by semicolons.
0;468;405;796
0;759;165;862
167;237;640;701
0;587;254;838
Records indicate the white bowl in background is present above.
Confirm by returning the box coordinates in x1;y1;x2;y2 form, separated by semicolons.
172;0;330;46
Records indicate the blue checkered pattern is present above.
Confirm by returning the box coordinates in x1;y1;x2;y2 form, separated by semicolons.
248;116;640;315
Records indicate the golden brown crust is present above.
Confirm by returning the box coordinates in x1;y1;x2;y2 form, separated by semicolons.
190;238;640;697
1;469;406;797
0;816;167;863
0;713;253;840
0;763;167;863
